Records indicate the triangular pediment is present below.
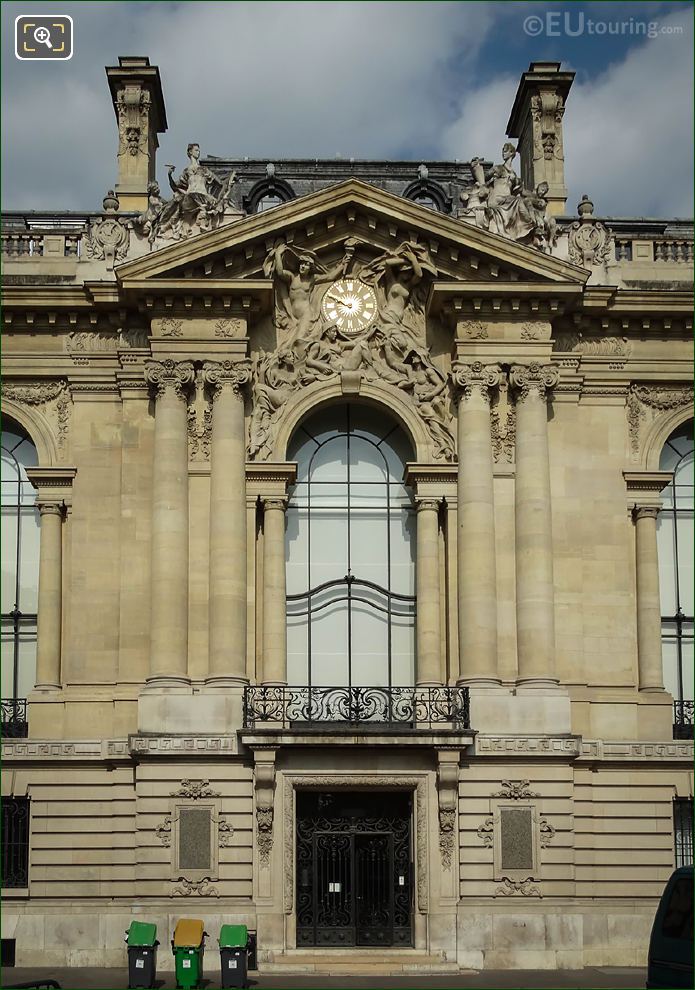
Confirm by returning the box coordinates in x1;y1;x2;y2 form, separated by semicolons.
116;178;588;288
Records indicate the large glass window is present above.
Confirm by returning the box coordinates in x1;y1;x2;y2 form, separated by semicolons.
1;417;39;714
657;420;694;732
286;404;416;689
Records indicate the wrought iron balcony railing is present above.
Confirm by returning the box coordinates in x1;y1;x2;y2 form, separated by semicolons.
243;685;470;730
1;698;28;739
673;700;694;740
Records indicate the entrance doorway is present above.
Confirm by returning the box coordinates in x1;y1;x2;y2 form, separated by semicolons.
296;790;413;947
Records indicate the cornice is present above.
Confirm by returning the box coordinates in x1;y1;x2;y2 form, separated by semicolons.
113;178;590;284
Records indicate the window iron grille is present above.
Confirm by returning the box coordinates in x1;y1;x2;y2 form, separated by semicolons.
1;797;30;888
0;699;28;739
673;797;693;868
673;700;694;740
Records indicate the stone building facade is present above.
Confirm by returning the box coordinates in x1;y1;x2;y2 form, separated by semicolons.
1;57;693;973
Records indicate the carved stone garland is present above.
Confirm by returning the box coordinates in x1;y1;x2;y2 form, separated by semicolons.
170;779;220;800
174;877;219;897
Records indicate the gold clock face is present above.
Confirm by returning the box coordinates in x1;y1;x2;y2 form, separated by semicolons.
321;278;377;335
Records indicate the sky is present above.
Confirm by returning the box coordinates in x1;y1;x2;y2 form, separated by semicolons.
1;0;693;217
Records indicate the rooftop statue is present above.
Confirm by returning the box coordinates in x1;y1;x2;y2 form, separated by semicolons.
133;143;236;243
460;144;557;253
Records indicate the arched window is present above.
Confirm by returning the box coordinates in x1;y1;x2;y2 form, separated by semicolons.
657;419;694;733
286;404;416;691
1;416;40;733
244;177;295;214
402;178;451;214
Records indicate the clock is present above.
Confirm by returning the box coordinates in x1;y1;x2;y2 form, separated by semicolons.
321;278;377;335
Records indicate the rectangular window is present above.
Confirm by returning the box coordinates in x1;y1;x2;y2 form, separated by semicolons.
1;796;29;888
674;797;693;868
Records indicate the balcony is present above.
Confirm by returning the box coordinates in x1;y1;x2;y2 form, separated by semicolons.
673;700;694;740
243;685;470;731
1;699;28;739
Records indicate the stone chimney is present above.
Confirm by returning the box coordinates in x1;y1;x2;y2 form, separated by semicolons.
506;61;575;216
106;56;167;211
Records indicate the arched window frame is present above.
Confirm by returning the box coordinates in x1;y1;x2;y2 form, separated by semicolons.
402;178;452;214
657;419;694;736
1;416;40;736
285;404;417;697
244;177;295;214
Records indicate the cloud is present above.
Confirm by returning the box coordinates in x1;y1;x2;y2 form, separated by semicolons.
441;8;693;217
1;1;493;210
1;1;692;217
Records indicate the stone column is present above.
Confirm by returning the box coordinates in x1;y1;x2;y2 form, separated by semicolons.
144;359;194;685
510;363;559;686
452;362;500;685
34;501;64;690
415;498;441;686
204;361;251;684
634;506;665;692
262;498;288;685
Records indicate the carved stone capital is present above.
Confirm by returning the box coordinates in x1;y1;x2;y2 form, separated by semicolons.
144;359;195;400
451;362;500;404
634;505;660;521
263;496;287;513
416;497;440;514
203;360;252;399
37;501;64;518
509;363;559;402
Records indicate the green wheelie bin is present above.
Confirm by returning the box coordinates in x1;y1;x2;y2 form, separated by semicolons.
219;924;249;989
172;918;207;990
125;920;158;989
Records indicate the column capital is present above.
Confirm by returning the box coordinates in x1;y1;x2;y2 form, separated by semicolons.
510;362;559;401
451;362;501;404
634;505;660;521
263;496;288;512
416;497;441;513
36;500;64;518
144;358;195;400
203;359;252;399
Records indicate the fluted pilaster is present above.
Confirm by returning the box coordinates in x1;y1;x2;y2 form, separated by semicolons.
510;362;559;686
262;497;288;685
415;498;442;686
452;362;500;685
633;505;665;692
144;359;194;685
35;501;64;690
203;360;251;683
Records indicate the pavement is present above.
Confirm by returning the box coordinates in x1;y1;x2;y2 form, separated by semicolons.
0;966;647;990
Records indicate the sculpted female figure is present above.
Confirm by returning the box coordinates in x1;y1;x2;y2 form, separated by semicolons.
248;348;301;459
165;143;236;232
359;241;437;342
404;350;455;461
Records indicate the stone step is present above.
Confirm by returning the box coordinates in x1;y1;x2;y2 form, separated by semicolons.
259;949;460;974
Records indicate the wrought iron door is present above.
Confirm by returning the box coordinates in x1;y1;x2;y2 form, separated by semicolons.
296;791;412;947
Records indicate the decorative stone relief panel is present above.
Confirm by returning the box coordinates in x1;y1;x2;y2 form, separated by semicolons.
491;376;515;464
249;238;454;462
475;780;555;900
187;369;212;462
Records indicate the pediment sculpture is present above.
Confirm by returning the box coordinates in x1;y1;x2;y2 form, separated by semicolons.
248;239;455;462
133;143;237;243
460;144;557;253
